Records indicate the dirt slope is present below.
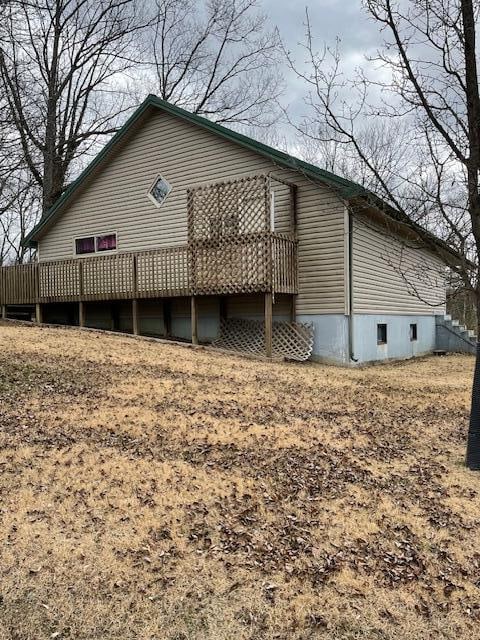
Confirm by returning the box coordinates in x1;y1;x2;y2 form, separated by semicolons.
0;323;478;640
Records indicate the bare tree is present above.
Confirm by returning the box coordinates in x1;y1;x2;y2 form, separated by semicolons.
146;0;282;126
0;96;35;263
448;286;478;330
286;0;480;468
0;0;282;260
0;0;150;216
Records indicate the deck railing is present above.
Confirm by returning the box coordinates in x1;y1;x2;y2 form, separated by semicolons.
272;233;298;294
0;233;296;306
0;262;38;305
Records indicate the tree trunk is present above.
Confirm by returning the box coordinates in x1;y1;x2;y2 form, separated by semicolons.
41;1;62;216
42;91;62;214
466;298;480;469
459;0;480;469
42;153;65;215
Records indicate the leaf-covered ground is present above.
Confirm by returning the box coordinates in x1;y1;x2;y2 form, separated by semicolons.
0;322;478;639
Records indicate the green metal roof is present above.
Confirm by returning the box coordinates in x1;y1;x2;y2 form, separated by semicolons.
23;94;369;247
23;94;463;265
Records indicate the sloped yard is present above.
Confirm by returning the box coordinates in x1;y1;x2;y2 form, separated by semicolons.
0;322;478;640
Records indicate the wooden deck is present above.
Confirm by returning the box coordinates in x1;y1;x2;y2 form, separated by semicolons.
0;233;297;306
0;172;298;358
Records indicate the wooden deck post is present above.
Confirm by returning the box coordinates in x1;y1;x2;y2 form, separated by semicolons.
110;302;119;331
78;260;85;328
163;299;171;337
35;303;42;324
265;292;273;357
79;301;86;327
1;305;6;320
219;296;227;339
132;299;139;335
219;296;227;321
191;296;198;345
131;253;139;336
290;295;297;323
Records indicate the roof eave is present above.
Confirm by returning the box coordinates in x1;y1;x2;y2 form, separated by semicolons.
23;94;460;271
23;95;367;247
22;96;156;247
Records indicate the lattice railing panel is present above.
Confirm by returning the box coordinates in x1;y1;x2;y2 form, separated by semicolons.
188;175;272;296
0;263;38;305
272;234;297;294
82;253;134;300
40;260;80;302
213;317;314;361
137;247;189;297
191;234;271;295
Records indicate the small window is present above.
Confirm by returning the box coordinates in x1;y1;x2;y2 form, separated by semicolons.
410;323;418;341
96;233;117;252
377;323;387;345
223;213;239;236
207;213;239;239
209;216;222;239
148;175;172;207
75;233;117;256
75;236;95;255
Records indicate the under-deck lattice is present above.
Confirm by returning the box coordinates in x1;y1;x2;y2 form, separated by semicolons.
213;318;314;361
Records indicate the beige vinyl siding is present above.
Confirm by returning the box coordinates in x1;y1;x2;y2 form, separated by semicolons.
227;293;292;319
352;216;446;314
38;109;347;314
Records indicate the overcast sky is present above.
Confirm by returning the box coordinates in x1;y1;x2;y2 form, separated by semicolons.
262;0;382;122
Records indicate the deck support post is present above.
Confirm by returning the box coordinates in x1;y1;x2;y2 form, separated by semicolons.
131;254;139;336
1;305;6;320
219;296;227;321
290;295;297;323
132;299;139;335
191;296;198;345
111;302;120;331
35;303;42;324
163;299;171;337
219;296;227;339
265;292;273;357
79;301;86;328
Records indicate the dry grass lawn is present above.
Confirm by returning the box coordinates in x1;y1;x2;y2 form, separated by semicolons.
0;322;479;639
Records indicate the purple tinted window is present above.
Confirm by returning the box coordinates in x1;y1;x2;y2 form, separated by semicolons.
96;233;117;251
75;236;95;254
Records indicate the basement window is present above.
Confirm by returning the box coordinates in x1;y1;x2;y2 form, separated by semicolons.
148;175;172;207
410;323;418;341
377;323;387;345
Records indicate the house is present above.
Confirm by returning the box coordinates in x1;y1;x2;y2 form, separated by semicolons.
0;95;466;364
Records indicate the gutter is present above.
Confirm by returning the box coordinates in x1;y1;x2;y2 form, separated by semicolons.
347;207;358;363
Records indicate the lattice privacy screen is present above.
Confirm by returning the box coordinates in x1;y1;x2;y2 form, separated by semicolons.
188;174;271;241
188;175;274;295
213;318;315;361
